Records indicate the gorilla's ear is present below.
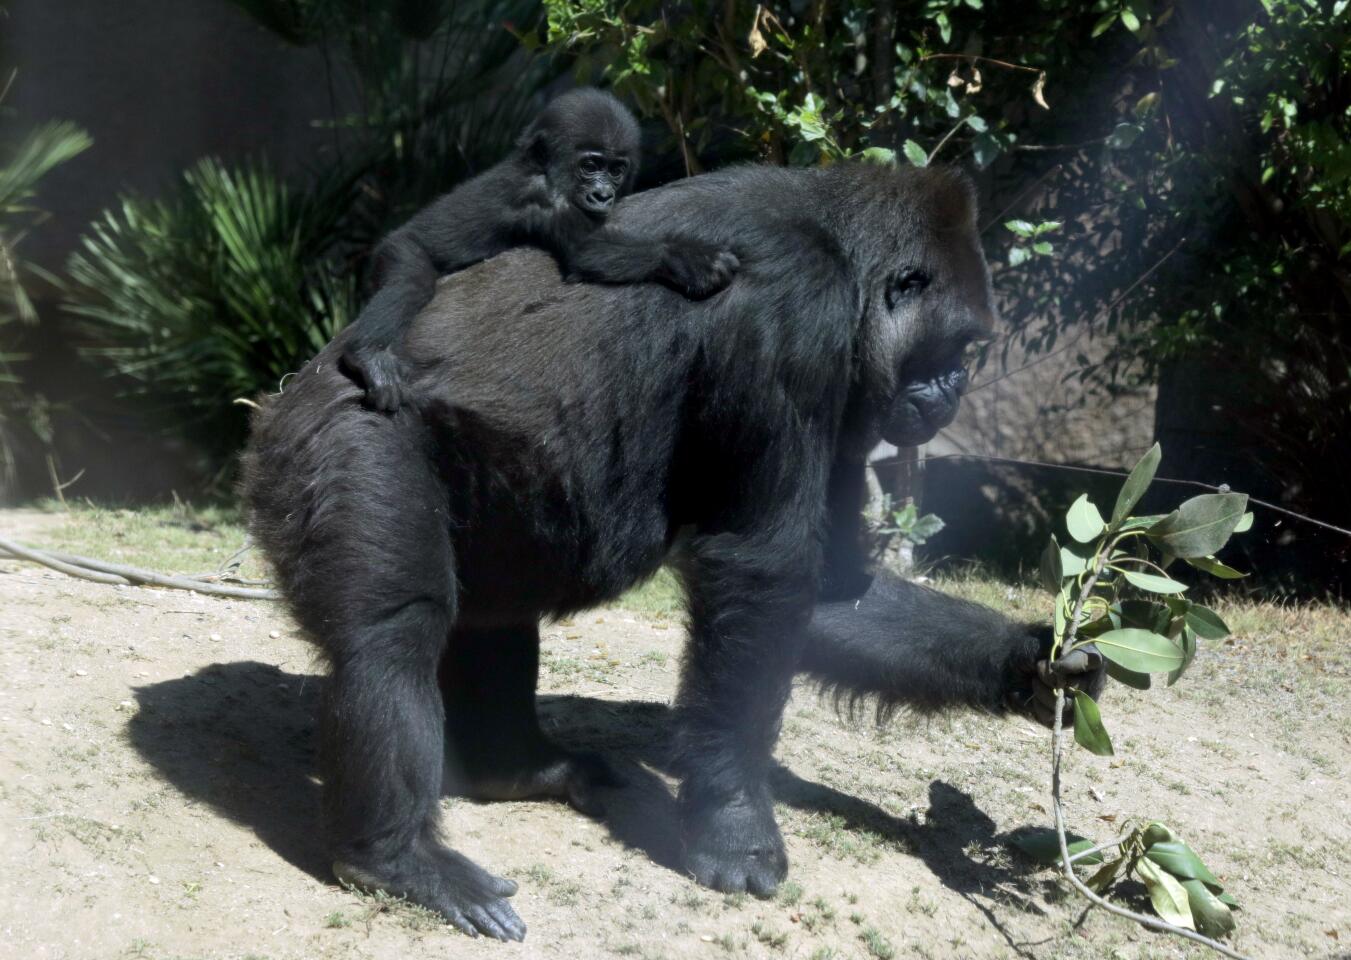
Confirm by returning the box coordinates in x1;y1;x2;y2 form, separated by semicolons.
517;127;552;172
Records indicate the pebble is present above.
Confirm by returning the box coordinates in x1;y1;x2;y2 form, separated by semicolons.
40;718;52;726
74;669;88;677
209;633;222;642
148;876;160;885
268;630;280;639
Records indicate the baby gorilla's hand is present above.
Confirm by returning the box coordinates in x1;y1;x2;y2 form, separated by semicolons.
340;345;407;413
658;239;740;300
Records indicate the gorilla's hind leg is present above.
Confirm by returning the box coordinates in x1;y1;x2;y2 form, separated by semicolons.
294;422;524;941
440;624;623;817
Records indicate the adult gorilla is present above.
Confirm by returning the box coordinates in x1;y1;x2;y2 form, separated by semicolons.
242;163;1104;941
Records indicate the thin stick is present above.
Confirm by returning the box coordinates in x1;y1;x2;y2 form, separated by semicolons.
919;53;1043;75
1049;552;1253;960
0;537;279;600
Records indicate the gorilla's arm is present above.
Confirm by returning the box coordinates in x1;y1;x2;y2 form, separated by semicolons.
558;225;740;301
800;572;1106;725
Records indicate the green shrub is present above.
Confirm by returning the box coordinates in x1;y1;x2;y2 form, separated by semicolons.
64;159;356;469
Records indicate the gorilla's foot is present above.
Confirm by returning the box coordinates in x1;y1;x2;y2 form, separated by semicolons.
683;788;788;896
447;746;625;818
333;843;523;941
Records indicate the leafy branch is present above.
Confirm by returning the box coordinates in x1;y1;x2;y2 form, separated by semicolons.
1018;443;1255;959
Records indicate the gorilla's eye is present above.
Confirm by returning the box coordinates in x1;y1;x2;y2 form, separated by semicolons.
609;159;629;178
578;156;602;175
885;269;931;310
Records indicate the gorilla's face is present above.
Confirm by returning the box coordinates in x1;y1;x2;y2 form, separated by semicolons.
855;169;996;448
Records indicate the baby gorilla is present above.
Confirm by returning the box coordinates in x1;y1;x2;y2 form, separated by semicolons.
343;88;740;411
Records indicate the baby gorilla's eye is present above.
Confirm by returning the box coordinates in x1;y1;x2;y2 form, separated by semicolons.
609;160;629;178
578;156;602;175
885;269;931;311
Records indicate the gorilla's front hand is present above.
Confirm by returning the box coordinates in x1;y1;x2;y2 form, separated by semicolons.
1007;636;1107;728
656;237;740;300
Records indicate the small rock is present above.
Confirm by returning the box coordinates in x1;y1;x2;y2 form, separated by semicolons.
268;630;280;639
61;723;74;732
74;669;88;677
147;875;160;885
209;633;222;642
40;718;52;726
117;700;134;711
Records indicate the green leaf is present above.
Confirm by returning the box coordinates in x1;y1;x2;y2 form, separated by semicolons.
1067;494;1105;543
902;140;929;167
1039;536;1063;592
1054;589;1067;640
1032;240;1054;256
1072;690;1114;755
858;147;897;166
1094;628;1185;673
1004;219;1036;238
1120;7;1142;33
1136;857;1194;928
971;132;1002;168
1085;855;1124;892
1011;828;1102;866
1107;123;1144;149
1115;599;1170;633
1185;555;1246;579
1117;513;1168;531
1060;545;1090;577
1145;841;1222;887
1217;891;1240;908
1184;604;1230;640
1007;245;1031;267
1091;11;1118;37
1167;625;1197;686
1146;493;1249;558
1179;879;1236;938
1141;822;1175;846
1233;511;1254;533
1112;443;1160;527
1121;570;1187;594
1105;659;1151;689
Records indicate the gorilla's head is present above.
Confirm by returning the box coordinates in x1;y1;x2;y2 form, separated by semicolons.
834;166;996;449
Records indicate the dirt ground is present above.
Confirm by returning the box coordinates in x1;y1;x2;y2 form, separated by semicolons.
1;506;1348;960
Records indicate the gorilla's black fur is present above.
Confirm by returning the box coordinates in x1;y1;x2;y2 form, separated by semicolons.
242;162;1102;942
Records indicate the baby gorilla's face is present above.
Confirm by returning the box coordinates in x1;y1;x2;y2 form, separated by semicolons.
571;150;631;216
881;365;969;447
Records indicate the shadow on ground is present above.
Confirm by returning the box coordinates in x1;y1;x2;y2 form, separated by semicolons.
130;661;1049;922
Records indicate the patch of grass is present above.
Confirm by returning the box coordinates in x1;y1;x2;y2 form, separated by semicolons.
525;863;583;905
858;926;895;959
775;879;803;907
30;501;265;580
750;921;788;950
611;567;684;618
794;812;888;864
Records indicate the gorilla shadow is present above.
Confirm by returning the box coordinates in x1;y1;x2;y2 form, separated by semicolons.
127;660;328;880
131;661;1052;923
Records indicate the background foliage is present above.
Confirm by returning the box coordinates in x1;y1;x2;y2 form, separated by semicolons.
32;0;1351;586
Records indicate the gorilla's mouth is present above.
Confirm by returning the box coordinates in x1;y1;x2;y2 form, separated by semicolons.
881;366;968;447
